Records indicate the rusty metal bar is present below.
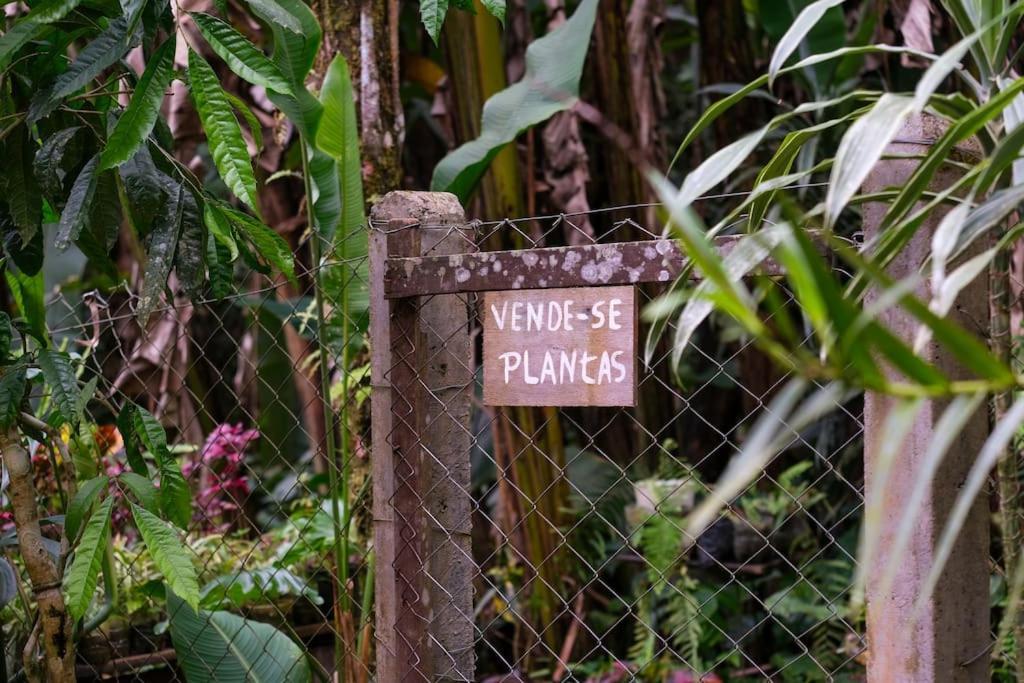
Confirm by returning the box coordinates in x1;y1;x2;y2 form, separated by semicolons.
383;235;785;298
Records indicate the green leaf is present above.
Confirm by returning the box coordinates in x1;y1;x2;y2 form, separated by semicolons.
242;0;304;34
480;0;504;22
420;0;449;44
131;404;167;455
119;146;165;229
767;0;845;86
222;205;295;281
63;495;113;621
117;403;149;473
118;471;160;513
188;50;260;210
4;125;42;244
138;184;183;324
669;44;943;172
316;53;366;239
0;362;26;429
65;474;108;541
34;126;83;209
38;17;133;119
55;155;100;250
5;268;46;343
174;190;205;297
191;13;292;94
223;90;264;152
26;0;86;24
0;22;47;69
206;236;234;298
203;202;239;261
131;405;191;528
38;349;80;425
167;589;312;682
247;0;320;90
316;55;367;356
101;38;176;170
131;503;199;609
825;94;915;229
431;0;599;200
675;127;768;208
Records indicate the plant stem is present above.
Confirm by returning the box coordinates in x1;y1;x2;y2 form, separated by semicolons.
300;138;350;680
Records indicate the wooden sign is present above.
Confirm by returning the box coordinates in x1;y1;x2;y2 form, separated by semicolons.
483;286;637;406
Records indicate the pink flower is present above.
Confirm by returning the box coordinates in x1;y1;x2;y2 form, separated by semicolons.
188;423;259;531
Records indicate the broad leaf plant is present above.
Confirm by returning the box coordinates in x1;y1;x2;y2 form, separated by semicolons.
0;0;367;676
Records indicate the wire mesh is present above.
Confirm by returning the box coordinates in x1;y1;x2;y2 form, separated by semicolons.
1;227;372;681
377;210;867;682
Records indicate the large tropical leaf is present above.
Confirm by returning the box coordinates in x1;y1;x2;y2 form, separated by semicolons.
63;496;113;621
5;269;46;342
248;0;320;90
167;589;312;682
131;503;199;609
188;50;260;210
192;13;291;94
101;38;176;169
316;55;367;355
431;0;600;200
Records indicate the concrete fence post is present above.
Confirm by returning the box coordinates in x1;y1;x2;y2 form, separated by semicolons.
369;191;476;682
861;113;990;681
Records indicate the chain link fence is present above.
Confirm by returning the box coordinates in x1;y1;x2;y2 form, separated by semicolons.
2;227;373;681
372;199;867;683
29;198;1020;680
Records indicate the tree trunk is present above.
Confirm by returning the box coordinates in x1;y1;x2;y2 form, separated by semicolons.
314;0;404;199
3;429;75;682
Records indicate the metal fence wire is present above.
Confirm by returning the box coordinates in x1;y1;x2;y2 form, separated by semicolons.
372;204;868;683
14;199;983;682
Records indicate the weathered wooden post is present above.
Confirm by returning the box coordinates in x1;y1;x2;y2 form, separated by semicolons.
861;113;989;681
369;191;476;681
